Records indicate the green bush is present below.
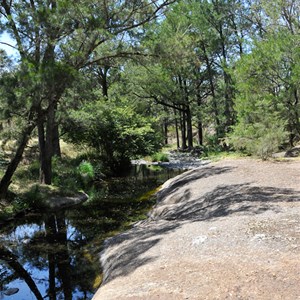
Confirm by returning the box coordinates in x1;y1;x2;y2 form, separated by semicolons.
228;116;287;160
64;99;163;175
151;152;169;162
78;161;94;179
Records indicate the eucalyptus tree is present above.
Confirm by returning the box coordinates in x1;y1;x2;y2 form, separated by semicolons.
127;5;198;150
0;0;175;197
130;0;253;149
229;0;300;156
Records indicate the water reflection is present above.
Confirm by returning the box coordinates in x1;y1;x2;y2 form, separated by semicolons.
0;245;43;299
0;212;97;300
0;165;183;299
45;213;71;300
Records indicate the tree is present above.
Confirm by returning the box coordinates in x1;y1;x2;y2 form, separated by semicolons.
65;97;162;175
229;0;300;157
229;34;296;157
0;0;175;197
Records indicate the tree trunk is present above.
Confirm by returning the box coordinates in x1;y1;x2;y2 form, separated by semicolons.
163;119;168;145
52;123;61;157
38;117;47;184
174;108;180;149
97;65;110;98
198;121;203;146
186;105;193;150
0;123;36;199
180;108;187;150
196;86;203;146
56;213;72;300
183;80;193;150
45;215;57;300
44;101;55;185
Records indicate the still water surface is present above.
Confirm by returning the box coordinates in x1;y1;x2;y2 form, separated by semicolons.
0;165;182;300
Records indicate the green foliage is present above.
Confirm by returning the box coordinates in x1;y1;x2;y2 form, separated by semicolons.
230;30;300;152
64;98;163;175
15;161;40;181
228;116;287;160
151;152;169;162
78;161;94;178
21;184;46;209
77;161;95;186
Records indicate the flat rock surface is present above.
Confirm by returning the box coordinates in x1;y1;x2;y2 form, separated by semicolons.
93;158;300;300
44;192;88;209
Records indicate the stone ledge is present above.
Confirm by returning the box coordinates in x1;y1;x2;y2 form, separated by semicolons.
44;191;89;210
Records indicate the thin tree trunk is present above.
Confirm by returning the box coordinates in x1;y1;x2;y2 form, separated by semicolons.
52;123;61;157
196;87;203;146
198;121;203;146
38;117;47;184
174;108;180;149
163;119;168;145
180;108;187;150
186;105;193;150
43;101;55;185
183;80;193;150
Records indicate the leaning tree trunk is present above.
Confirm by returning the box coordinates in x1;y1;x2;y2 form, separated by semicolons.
0;122;36;199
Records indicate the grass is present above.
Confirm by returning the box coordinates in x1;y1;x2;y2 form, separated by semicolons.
202;150;249;161
151;152;169;162
0;140;97;222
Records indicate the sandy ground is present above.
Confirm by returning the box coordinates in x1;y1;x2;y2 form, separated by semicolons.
93;158;300;300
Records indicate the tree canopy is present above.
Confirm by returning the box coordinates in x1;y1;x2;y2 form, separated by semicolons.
0;0;299;197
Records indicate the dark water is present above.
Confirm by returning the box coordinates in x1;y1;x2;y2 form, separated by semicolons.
0;165;182;300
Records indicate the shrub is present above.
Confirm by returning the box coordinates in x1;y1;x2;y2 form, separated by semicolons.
228;116;287;160
78;161;94;178
151;152;169;162
64;99;163;175
77;161;95;186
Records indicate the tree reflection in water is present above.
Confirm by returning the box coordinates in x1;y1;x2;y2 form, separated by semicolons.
0;211;97;300
0;166;182;299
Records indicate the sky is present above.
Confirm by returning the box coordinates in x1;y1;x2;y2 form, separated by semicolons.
0;31;18;57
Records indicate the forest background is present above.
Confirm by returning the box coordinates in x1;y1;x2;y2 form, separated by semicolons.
0;0;299;205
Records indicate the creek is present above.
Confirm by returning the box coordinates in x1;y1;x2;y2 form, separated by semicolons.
0;165;183;300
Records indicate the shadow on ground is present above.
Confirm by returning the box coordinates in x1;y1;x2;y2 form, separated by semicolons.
158;183;300;221
156;165;235;202
101;222;179;284
99;165;300;286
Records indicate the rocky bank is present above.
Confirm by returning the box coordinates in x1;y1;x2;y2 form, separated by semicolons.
93;158;300;299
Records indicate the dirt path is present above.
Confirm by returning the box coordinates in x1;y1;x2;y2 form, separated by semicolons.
93;158;300;299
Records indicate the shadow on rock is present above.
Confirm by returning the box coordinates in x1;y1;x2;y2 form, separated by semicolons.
154;183;300;221
100;221;179;284
156;165;235;202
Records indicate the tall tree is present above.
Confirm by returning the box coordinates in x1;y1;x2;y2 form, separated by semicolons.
0;0;175;197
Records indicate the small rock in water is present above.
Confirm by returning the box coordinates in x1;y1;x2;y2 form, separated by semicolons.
4;288;19;296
